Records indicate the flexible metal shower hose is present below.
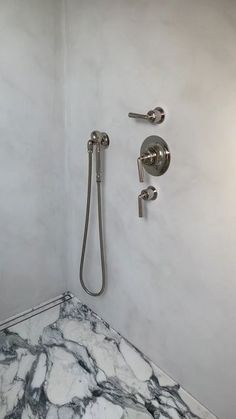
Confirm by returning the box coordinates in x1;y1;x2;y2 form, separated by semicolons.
79;151;106;296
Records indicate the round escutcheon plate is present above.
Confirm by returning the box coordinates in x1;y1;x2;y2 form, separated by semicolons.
140;135;170;176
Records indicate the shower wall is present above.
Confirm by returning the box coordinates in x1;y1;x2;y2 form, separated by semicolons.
64;1;236;418
0;1;66;320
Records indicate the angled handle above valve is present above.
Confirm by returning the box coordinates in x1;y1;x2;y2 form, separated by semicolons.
128;107;165;124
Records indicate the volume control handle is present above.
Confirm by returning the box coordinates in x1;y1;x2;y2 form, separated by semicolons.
138;186;158;218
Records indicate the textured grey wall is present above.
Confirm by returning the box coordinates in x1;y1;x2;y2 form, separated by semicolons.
1;1;235;417
64;1;236;418
0;0;66;319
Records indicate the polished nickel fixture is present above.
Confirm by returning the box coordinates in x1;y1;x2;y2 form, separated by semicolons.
80;131;109;297
138;186;158;218
128;106;165;124
137;135;170;183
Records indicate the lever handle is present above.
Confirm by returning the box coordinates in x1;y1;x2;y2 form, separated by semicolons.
138;186;158;218
137;157;144;182
138;191;147;218
137;151;157;183
129;112;149;121
128;107;165;124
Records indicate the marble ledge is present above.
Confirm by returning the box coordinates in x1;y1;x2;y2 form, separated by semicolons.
0;295;218;419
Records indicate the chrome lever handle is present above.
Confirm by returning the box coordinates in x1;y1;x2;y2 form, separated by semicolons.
137;157;144;182
138;191;148;217
138;186;158;218
129;112;149;121
128;107;165;124
137;151;157;183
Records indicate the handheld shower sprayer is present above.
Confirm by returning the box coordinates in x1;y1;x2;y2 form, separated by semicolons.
79;131;110;296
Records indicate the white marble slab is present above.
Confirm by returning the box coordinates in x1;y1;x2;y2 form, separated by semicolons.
0;297;217;418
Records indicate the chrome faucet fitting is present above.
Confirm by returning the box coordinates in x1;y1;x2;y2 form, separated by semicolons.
138;186;158;217
80;130;110;297
137;136;171;183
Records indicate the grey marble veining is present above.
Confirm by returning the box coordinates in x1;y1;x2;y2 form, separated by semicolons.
0;297;216;419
